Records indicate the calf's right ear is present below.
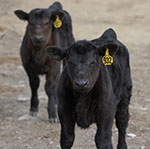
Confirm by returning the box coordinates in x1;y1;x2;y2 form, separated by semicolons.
14;10;28;21
45;46;67;61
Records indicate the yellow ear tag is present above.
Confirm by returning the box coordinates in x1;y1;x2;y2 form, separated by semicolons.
54;15;62;29
102;48;113;65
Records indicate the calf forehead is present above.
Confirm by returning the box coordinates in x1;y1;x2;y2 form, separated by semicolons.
29;9;49;22
69;42;98;63
70;49;97;62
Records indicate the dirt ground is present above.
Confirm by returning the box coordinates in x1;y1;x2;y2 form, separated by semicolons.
0;0;150;148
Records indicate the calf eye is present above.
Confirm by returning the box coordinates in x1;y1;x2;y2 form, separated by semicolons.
45;22;49;25
90;61;95;66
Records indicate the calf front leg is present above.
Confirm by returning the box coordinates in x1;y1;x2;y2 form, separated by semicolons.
23;64;40;116
45;79;57;123
95;113;114;149
27;72;40;116
95;128;113;149
59;107;75;149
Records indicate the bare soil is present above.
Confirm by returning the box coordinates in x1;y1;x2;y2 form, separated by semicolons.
0;0;150;148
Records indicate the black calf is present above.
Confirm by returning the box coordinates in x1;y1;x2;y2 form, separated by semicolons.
14;2;75;122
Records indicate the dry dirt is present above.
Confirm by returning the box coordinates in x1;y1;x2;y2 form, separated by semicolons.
0;0;150;149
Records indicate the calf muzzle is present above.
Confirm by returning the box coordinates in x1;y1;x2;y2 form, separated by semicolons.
33;36;44;44
74;80;89;89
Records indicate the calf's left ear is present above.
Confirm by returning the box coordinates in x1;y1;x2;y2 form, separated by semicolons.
97;41;119;56
48;9;65;22
51;11;64;21
45;46;67;61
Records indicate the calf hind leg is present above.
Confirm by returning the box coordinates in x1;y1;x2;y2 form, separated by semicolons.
115;106;128;149
115;87;132;149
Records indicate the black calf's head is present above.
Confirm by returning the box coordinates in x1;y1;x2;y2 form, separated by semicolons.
65;41;100;91
14;5;64;47
46;40;119;92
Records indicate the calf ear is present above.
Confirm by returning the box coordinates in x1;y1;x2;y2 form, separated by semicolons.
48;2;63;10
50;11;65;21
45;46;67;61
14;10;28;21
97;41;119;56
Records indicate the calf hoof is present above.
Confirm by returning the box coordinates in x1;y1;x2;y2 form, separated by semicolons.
30;111;38;117
117;144;127;149
49;118;58;123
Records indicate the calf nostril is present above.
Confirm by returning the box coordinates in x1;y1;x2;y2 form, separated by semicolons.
83;81;88;86
75;81;80;87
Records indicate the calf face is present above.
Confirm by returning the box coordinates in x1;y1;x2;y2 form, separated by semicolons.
14;8;64;47
46;40;118;92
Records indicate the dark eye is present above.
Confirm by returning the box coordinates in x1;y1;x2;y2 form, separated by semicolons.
44;22;49;25
90;61;95;66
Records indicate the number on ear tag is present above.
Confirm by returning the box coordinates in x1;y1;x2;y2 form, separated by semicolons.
54;15;62;28
102;48;113;65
